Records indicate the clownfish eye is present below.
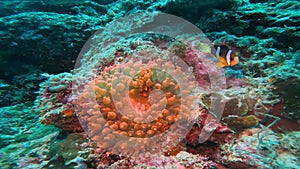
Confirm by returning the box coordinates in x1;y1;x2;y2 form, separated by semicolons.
117;57;123;62
115;56;124;64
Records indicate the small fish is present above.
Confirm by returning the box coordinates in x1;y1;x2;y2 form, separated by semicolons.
214;44;239;67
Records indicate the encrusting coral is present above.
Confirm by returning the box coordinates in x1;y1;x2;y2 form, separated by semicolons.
110;151;216;169
34;72;83;132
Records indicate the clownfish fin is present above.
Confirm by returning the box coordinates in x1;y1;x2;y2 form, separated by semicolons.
226;50;232;65
216;62;225;68
231;56;239;66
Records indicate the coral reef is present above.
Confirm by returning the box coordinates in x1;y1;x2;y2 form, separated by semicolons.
0;0;175;78
110;151;215;169
34;72;83;132
221;128;300;168
0;103;59;168
0;12;103;77
197;0;300;51
1;0;299;168
195;0;300;121
33;20;278;169
0;70;44;107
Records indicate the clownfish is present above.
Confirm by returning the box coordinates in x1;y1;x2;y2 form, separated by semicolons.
214;44;239;67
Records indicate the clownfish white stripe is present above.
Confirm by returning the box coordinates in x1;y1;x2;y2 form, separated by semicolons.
226;50;232;65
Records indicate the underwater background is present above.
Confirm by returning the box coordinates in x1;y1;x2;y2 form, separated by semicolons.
0;0;299;168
